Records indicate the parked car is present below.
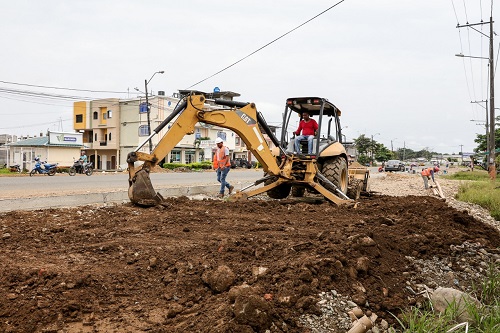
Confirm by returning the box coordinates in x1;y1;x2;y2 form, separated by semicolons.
231;158;252;169
384;159;405;172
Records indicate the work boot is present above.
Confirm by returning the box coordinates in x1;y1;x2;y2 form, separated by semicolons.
217;193;224;198
228;185;234;195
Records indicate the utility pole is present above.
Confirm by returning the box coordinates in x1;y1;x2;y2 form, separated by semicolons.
457;18;496;179
459;144;464;164
488;17;496;179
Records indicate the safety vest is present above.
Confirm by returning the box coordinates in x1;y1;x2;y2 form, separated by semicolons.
212;146;230;169
421;168;432;176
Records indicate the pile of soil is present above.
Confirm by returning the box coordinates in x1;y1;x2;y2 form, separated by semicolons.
1;194;499;332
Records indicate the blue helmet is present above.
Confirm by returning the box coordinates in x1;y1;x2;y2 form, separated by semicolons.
34;157;40;162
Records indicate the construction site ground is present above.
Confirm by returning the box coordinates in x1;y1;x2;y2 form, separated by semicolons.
1;169;499;333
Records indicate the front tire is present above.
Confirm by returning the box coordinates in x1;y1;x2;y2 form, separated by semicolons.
347;178;363;200
265;176;291;199
291;186;305;197
321;157;348;194
68;167;76;176
29;170;36;177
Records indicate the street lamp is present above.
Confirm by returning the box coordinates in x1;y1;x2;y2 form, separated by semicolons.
454;53;489;60
144;71;165;153
371;133;380;164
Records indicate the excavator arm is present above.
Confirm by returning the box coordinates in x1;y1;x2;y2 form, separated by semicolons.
127;94;283;206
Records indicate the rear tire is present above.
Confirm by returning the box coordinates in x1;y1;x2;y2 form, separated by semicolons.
29;170;36;177
68;167;76;176
291;186;305;197
265;176;291;199
48;168;56;176
321;157;348;194
85;167;93;176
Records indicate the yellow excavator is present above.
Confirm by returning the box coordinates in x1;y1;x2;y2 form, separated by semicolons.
127;93;368;206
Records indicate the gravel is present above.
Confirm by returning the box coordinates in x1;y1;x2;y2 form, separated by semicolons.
299;169;499;333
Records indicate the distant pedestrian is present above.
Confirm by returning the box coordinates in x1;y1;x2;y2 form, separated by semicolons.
421;166;439;189
212;137;234;198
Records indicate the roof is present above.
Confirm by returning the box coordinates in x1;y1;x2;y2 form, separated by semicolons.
7;137;83;148
286;97;342;117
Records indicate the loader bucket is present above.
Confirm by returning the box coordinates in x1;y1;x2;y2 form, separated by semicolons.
128;169;163;206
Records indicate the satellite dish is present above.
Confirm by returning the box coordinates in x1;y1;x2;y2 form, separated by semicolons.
213;87;220;93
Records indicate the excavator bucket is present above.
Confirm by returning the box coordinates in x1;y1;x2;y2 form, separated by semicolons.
128;169;163;206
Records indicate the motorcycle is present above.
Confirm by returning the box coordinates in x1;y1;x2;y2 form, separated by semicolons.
30;160;58;177
68;159;94;176
9;164;21;173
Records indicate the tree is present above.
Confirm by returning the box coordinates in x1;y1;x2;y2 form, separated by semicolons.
474;116;500;153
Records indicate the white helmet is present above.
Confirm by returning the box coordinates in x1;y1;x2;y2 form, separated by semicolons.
215;137;223;144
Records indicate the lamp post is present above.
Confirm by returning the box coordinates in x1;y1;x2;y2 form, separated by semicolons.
371;133;380;164
144;71;165;153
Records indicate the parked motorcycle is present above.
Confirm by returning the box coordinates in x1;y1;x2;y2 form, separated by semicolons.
30;158;58;177
68;159;93;176
9;164;21;173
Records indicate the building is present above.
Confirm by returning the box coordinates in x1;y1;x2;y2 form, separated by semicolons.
73;90;256;170
6;131;84;171
0;134;17;166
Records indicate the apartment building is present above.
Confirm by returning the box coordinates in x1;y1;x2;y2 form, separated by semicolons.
73;90;255;170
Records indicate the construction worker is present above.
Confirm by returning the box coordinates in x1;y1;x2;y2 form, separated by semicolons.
421;166;439;189
212;137;234;198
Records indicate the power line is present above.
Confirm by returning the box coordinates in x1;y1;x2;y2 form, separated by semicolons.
0;79;128;94
186;0;347;89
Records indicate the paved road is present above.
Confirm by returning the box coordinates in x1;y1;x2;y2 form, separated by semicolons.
0;169;264;212
0;167;383;212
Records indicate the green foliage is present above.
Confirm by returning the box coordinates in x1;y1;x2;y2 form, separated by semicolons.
474;116;500;153
162;161;212;170
453;174;500;220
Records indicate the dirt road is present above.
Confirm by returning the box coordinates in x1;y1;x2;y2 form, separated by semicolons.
0;171;499;333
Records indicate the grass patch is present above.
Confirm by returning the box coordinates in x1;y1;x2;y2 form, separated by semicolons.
444;171;500;221
394;263;500;332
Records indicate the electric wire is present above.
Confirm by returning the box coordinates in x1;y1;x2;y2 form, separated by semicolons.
0;80;128;94
186;0;346;89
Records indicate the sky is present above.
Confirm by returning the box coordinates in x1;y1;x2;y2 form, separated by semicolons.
0;0;497;154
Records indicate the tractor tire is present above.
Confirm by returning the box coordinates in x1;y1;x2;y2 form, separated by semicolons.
321;157;348;194
291;186;305;197
265;177;291;199
347;178;363;200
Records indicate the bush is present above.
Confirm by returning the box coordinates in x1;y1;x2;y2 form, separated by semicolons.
162;161;212;170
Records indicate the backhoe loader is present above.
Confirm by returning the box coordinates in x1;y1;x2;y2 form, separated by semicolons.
127;93;367;206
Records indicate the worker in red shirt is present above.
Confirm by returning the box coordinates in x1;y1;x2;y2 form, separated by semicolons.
294;111;319;154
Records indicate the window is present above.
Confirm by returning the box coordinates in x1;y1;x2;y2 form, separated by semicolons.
170;150;181;163
185;150;195;164
76;114;83;123
102;112;107;120
235;137;241;146
94;133;98;141
108;133;112;141
107;110;112;118
217;131;227;141
93;112;98;120
138;125;150;136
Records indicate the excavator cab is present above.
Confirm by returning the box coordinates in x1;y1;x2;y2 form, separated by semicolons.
273;97;353;199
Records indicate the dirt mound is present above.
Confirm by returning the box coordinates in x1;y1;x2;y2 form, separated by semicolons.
0;195;499;332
